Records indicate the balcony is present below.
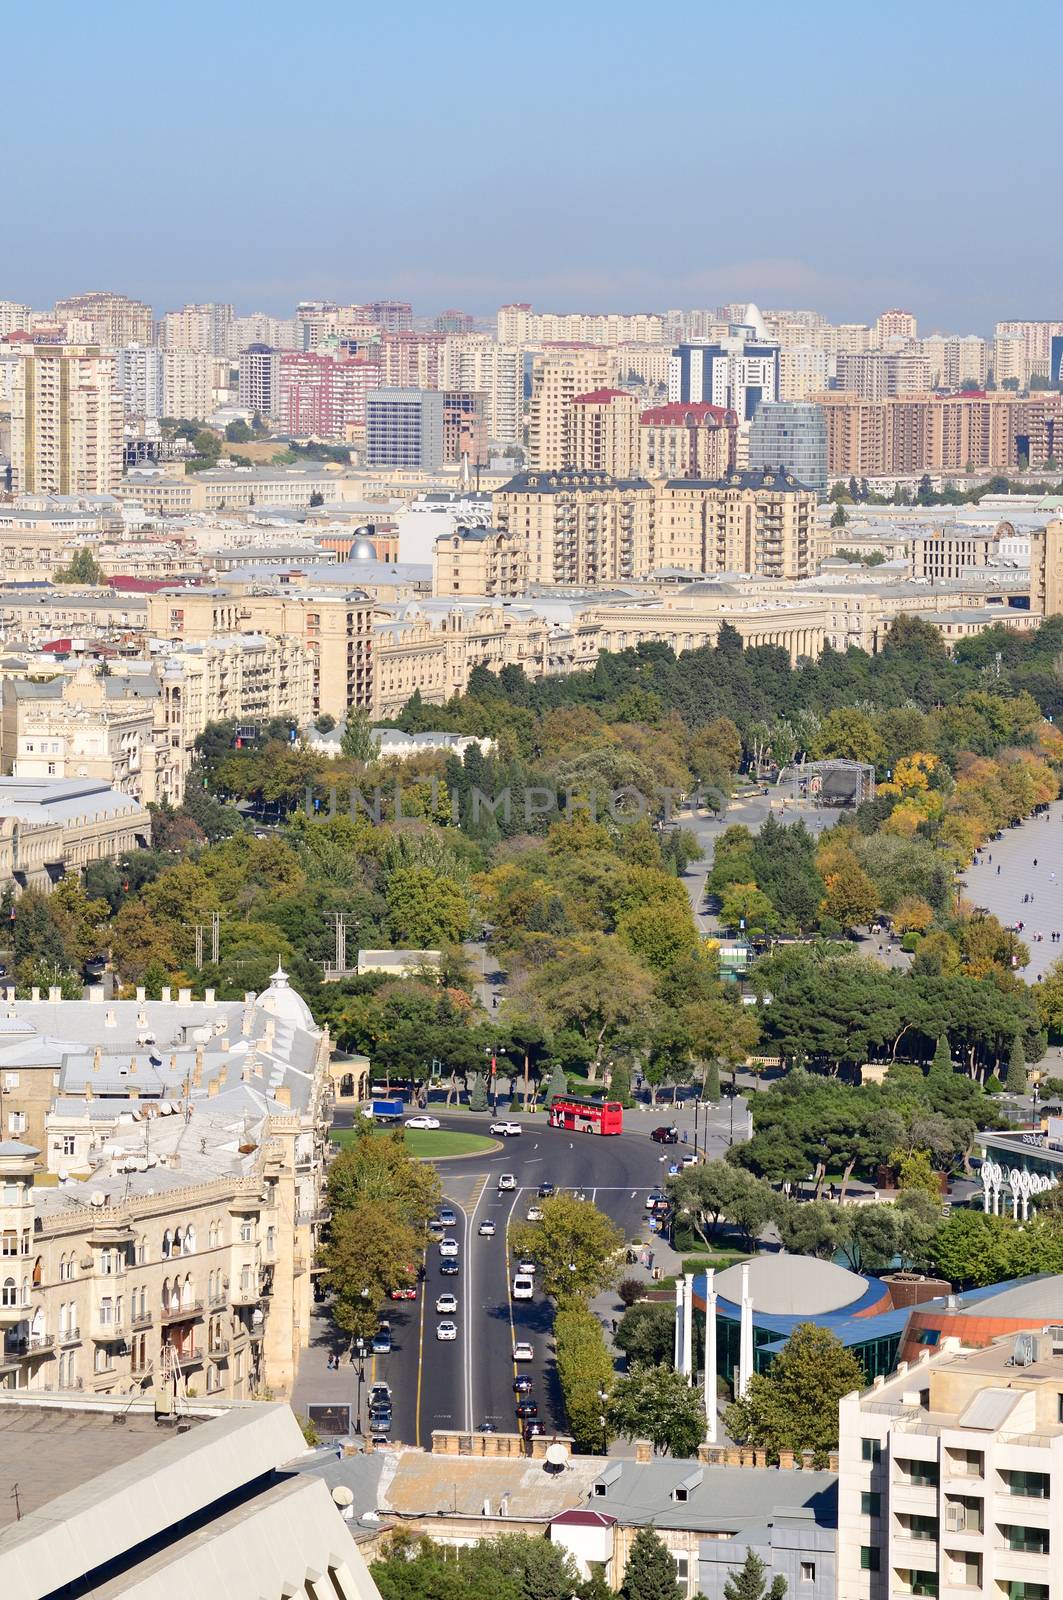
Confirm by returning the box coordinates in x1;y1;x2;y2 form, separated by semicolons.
58;1325;81;1345
91;1323;126;1343
208;1338;230;1357
0;1299;28;1328
231;1283;260;1307
131;1309;153;1331
160;1299;203;1325
4;1334;54;1359
208;1288;228;1309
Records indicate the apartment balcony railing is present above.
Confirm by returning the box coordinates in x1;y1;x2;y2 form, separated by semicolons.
159;1299;204;1325
131;1309;153;1330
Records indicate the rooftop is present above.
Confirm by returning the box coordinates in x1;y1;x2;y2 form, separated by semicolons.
711;1254;875;1316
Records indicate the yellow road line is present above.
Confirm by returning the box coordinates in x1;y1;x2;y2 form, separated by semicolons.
414;1273;427;1448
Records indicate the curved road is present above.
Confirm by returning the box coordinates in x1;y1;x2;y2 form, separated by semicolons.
962;798;1063;980
323;1113;712;1446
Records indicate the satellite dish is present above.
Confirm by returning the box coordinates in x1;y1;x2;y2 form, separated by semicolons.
90;1192;106;1207
332;1486;355;1508
57;1168;69;1183
545;1443;568;1468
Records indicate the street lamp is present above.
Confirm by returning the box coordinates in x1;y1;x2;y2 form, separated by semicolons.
597;1387;609;1454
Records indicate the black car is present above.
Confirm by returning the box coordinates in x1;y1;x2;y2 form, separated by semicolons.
522;1419;545;1439
513;1375;533;1395
651;1126;679;1144
515;1399;538;1419
440;1258;460;1276
537;1181;555;1198
477;1421;498;1433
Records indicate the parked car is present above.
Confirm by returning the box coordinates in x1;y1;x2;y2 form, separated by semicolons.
369;1405;392;1435
405;1115;440;1129
512;1273;534;1300
516;1259;536;1276
389;1284;417;1300
368;1382;392;1409
491;1121;522;1137
651;1126;679;1144
436;1320;458;1341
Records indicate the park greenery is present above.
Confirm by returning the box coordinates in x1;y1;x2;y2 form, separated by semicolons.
724;1322;865;1464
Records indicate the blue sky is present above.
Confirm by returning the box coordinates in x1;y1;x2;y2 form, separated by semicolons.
2;0;1059;331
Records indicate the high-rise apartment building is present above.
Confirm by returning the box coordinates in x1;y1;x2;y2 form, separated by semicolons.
238;345;280;420
161;302;233;356
368;300;414;332
638;402;736;480
993;335;1031;390
434;525;527;597
11;345;124;494
0;301;32;337
835;351;932;400
994;319;1063;373
378;330;444;390
873;308;918;346
277;351;381;438
918;334;989;390
779;346;833;401
747;401;828;492
497;305;665;346
527;348;619;469
818;391;1063;476
52;291;153;347
655;469;817;578
1030;519;1063;616
365;388;444;470
568;388;640;477
669;307;779;422
435;309;476;334
439;335;524;442
228;313;299;356
162;347;212;420
493;467;655;584
442;389;488;466
116;343;165;419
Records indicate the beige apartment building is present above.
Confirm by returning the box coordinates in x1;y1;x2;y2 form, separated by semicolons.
568;388;640;477
1030;519;1063;616
53;291;153;347
162;348;212;420
527;348;619;469
639;402;736;480
433;526;527;598
656;468;818;579
0;776;151;893
835;352;932;401
873;309;918;346
497;306;664;346
146;588;374;721
439;334;525;442
919;334;989;391
779;346;832;401
838;1327;1063;1600
0;970;332;1402
3;665;160;798
10;346;125;495
493;467;655;584
994;319;1063;373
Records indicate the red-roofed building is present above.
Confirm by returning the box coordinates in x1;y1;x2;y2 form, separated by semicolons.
569;387;640;477
639;401;737;479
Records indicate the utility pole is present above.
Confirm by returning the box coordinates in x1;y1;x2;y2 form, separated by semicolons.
211;910;220;964
332;912;347;977
195;925;203;969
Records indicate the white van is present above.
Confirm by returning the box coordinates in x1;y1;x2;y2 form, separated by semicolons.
498;1174;517;1192
512;1273;534;1300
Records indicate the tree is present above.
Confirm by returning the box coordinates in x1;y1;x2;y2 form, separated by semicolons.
894;1148;941;1203
723;1549;787;1600
386;868;471;947
54;545;103;584
469;1072;488;1111
327;1128;441;1234
510;1194;624;1300
225;419;253;442
610;1060;633;1107
545;1063;568;1105
724;1323;864;1464
830;504;848;528
340;712;375;763
309;490;325;506
554;1299;615;1452
615;1300;676;1368
321;1201;420;1341
705;1058;721;1103
1007;1036;1027;1096
607;1364;706;1457
622;1529;686;1600
820;855;878;930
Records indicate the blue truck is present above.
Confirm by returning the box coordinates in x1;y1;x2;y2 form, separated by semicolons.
371;1097;405;1124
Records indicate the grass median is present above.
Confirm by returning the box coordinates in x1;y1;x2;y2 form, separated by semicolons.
330;1126;497;1158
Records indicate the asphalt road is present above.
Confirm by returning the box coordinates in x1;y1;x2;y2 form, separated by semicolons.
321;1110;743;1446
961;799;1063;980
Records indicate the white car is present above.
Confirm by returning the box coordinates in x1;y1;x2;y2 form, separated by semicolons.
526;1205;543;1222
478;1219;496;1237
405;1115;440;1129
513;1341;534;1361
516;1259;536;1276
439;1237;459;1257
491;1121;522;1137
436;1320;458;1341
435;1293;458;1314
512;1274;534;1300
498;1174;517;1192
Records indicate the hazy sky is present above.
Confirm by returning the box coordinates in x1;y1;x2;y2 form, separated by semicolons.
3;0;1059;332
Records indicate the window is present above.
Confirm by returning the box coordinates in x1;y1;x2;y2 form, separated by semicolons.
899;1459;939;1488
7;1112;26;1135
800;1563;815;1584
1006;1587;1048;1600
62;1135;76;1156
266;1226;275;1255
99;1296;113;1325
861;1492;881;1517
1;1231;17;1258
94;1346;112;1374
162;1230;172;1259
1;1278;16;1308
673;1557;688;1583
99;1250;115;1275
1002;1526;1050;1555
239;1220;253;1243
862;1438;882;1463
1002;1470;1050;1500
3;1072;19;1090
913;1328;940;1346
860;1548;879;1572
904;1514;938;1542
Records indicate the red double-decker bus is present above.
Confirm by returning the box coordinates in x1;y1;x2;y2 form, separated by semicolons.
548;1095;623;1135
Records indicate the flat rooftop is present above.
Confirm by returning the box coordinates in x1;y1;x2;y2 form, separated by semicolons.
0;1403;208;1531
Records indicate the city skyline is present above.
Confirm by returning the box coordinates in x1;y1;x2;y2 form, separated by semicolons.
2;0;1061;331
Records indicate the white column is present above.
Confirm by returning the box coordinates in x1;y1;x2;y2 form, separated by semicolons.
681;1271;694;1380
674;1277;685;1370
704;1268;717;1444
738;1262;754;1399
